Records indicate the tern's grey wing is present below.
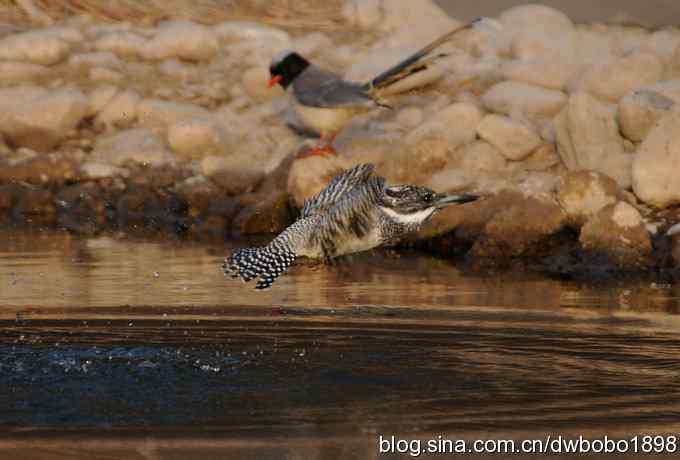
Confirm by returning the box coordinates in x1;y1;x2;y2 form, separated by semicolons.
364;20;478;91
293;65;375;109
301;163;376;219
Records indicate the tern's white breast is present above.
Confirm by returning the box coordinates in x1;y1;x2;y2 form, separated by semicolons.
289;96;355;135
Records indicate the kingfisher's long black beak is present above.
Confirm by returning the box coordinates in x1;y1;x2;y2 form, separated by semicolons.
435;193;479;208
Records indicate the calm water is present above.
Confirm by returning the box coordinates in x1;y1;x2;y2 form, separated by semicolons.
1;229;680;459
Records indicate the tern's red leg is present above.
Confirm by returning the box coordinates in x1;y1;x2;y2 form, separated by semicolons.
317;132;338;156
296;132;338;158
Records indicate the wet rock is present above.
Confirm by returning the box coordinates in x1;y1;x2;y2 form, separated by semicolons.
87;85;118;117
342;0;382;29
0;184;22;220
511;27;575;62
482;81;567;120
213;21;291;66
617;89;675;142
0;85;47;112
202;154;265;196
141;20;218;62
471;192;567;257
454;17;510;58
213;21;290;46
643;29;680;66
442;52;503;95
476;114;541;160
500;5;574;62
94;31;147;57
572;28;615;66
172;175;220;215
384;135;452;185
0;86;89;152
579;201;652;268
14;188;56;225
523;143;561;171
405;102;482;150
89;66;124;83
396;107;425;129
612;27;650;56
95;89;141;129
292;32;333;58
556;170;620;227
236;191;293;235
137;99;210;130
158;59;195;82
458;141;507;175
0;28;76;65
69;51;122;70
425;167;474;195
114;186;154;226
80;161;128;180
56;182;111;234
501;58;576;91
0;152;79;185
500;4;574;37
287;156;348;208
638;80;680;103
516;171;560;200
167;117;231;161
188;215;229;240
554;92;632;188
116;186;187;231
0;61;50;85
127;164;186;190
632;109;680;207
91;128;174;167
16;0;54;26
569;53;663;103
378;0;458;45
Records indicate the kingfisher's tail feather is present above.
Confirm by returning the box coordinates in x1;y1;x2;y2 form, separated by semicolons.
223;246;296;290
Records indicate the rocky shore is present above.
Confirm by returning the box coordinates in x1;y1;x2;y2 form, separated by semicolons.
2;1;680;273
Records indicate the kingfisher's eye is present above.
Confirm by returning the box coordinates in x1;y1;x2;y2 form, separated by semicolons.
423;193;433;203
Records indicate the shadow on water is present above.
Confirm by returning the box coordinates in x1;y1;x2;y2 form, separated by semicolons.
1;229;680;459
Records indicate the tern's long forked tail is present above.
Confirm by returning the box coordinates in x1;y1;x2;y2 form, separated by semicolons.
223;246;296;290
364;17;482;92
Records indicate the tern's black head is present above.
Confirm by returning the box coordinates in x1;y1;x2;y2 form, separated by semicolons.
380;185;478;225
269;50;310;89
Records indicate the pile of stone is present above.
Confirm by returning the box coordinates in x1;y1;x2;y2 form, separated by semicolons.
1;0;680;270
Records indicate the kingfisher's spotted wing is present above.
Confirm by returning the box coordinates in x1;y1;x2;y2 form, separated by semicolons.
308;174;386;260
301;163;377;219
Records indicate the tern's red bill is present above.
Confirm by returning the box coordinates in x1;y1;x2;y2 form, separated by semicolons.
268;75;282;88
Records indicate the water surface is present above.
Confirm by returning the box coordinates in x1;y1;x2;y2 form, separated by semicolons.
1;230;680;459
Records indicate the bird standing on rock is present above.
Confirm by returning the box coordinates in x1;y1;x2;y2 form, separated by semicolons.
223;164;478;289
268;18;482;157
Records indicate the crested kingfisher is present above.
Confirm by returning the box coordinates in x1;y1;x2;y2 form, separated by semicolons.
223;163;478;289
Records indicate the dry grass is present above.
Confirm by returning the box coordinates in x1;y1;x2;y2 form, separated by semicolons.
0;0;345;30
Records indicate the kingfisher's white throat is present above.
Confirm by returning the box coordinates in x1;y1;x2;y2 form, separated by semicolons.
380;206;435;225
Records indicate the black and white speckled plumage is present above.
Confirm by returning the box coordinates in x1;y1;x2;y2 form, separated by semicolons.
301;163;376;218
223;163;478;289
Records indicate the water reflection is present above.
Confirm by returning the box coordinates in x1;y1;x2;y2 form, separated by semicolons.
1;230;680;459
1;229;680;316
